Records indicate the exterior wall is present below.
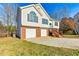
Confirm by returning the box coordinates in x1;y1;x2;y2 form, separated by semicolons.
52;20;59;29
17;8;21;38
41;28;48;36
18;4;60;39
48;20;53;28
35;4;50;28
21;5;50;28
26;27;36;38
21;26;49;39
36;27;41;37
21;26;41;39
21;26;26;39
35;4;50;19
21;7;41;27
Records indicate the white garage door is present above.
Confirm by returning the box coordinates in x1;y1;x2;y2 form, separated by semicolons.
26;28;36;38
41;29;47;36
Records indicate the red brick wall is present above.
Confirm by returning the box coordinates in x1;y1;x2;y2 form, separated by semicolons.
36;27;41;37
21;26;26;40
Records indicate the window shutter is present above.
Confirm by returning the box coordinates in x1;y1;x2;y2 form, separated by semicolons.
36;16;38;22
27;14;29;21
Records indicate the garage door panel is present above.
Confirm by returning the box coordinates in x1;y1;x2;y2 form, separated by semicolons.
26;28;36;38
41;29;47;36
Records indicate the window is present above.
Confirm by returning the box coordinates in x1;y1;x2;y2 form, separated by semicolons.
27;11;38;23
55;22;58;26
49;23;52;26
49;23;52;27
42;19;48;25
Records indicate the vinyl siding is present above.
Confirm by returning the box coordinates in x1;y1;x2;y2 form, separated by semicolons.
21;6;49;28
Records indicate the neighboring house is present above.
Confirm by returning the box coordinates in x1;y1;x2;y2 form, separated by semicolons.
74;12;79;34
17;4;59;39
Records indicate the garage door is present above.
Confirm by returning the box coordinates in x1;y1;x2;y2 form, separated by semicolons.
41;29;47;36
26;28;36;38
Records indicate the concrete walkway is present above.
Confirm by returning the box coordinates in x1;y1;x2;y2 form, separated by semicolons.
27;38;79;49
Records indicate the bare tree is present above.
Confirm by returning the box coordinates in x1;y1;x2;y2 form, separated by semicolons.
50;8;61;20
62;5;69;18
50;5;69;20
0;3;19;35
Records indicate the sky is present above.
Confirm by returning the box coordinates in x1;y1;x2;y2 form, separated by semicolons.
0;3;79;24
18;3;79;18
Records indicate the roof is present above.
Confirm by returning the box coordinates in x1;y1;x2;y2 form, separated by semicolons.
20;3;52;21
20;4;43;16
35;4;52;20
20;4;35;9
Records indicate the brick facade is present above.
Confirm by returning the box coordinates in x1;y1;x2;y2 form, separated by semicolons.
21;26;26;40
36;27;41;37
21;26;49;39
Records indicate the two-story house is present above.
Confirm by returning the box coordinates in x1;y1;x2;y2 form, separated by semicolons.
17;4;59;40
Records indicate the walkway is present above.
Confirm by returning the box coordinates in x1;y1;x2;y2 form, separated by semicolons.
27;38;79;49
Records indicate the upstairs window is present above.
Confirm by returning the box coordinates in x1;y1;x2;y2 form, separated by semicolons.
27;11;38;23
55;22;58;26
42;19;48;25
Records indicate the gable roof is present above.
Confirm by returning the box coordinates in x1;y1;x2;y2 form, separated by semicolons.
20;4;34;9
20;4;43;16
20;3;52;21
35;4;52;20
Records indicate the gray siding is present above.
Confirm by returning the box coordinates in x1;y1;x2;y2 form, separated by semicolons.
17;8;21;38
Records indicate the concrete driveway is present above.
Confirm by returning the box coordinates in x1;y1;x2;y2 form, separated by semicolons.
27;38;79;49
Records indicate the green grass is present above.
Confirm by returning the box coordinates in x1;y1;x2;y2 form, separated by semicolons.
0;37;79;56
63;35;79;38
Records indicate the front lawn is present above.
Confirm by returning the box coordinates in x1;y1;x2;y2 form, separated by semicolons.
63;35;79;38
0;37;79;56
